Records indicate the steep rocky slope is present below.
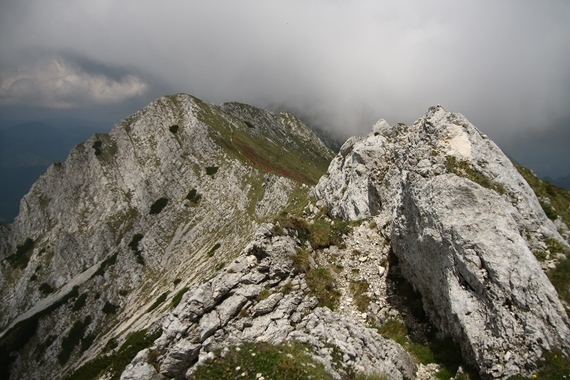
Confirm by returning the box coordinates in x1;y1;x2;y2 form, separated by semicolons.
0;94;333;379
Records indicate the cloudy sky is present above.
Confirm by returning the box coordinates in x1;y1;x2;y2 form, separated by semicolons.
1;0;569;177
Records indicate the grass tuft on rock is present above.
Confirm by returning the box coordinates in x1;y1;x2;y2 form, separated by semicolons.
149;197;169;215
350;280;371;312
186;188;202;205
171;287;190;308
305;267;340;310
66;328;162;380
515;163;570;227
192;341;332;380
5;238;35;269
58;316;93;365
146;292;169;313
446;156;505;195
375;319;466;380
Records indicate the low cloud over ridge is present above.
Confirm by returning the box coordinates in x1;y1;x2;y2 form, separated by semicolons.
0;0;569;176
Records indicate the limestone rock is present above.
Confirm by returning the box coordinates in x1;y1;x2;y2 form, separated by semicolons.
120;349;160;380
0;94;333;380
123;224;416;380
313;105;570;378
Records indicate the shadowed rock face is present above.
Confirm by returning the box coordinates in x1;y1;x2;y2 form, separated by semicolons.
313;106;570;378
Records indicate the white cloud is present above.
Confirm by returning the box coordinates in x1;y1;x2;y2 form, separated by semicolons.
0;55;148;108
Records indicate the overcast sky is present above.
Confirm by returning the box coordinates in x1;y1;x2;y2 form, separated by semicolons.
1;0;569;177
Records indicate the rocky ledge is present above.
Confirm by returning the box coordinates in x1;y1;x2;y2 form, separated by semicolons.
121;224;416;379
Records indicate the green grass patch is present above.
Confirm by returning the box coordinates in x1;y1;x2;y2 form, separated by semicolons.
66;328;162;380
292;248;311;274
81;333;96;353
350;280;371;312
308;218;352;249
546;237;567;255
446;156;505;195
548;255;570;307
72;293;88;311
39;282;55;296
258;288;272;301
280;282;294;295
58;316;93;365
305;267;340;310
171;287;190;308
514;164;570;307
193;98;333;185
90;135;117;160
541;201;558;220
215;262;226;271
5;237;35;269
35;334;57;360
146;292;169;313
0;318;38;378
508;350;570;380
128;233;145;265
169;124;179;134
92;141;103;156
0;286;79;378
185;188;202;205
102;301;119;314
149;197;169;215
533;250;548;262
92;252;118;278
515;163;570;227
206;166;219;176
207;243;221;257
353;373;390;380
192;341;332;380
275;214;352;250
375;319;465;379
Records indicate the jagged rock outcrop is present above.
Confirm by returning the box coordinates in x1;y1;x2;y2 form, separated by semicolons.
121;224;416;380
313;106;570;378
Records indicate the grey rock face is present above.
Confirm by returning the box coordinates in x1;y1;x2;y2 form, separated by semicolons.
0;94;332;380
120;349;159;380
313;105;570;378
393;173;570;377
121;224;416;380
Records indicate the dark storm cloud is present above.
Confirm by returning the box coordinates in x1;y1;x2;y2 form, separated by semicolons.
1;0;569;172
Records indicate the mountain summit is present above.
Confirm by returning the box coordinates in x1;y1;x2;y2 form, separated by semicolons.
1;97;569;380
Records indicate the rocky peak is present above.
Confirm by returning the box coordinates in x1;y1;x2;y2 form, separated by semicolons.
0;94;333;380
313;105;570;378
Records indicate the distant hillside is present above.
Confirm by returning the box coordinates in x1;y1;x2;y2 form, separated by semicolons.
544;175;570;190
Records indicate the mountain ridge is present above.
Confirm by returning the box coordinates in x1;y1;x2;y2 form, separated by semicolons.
0;96;569;380
0;93;333;379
